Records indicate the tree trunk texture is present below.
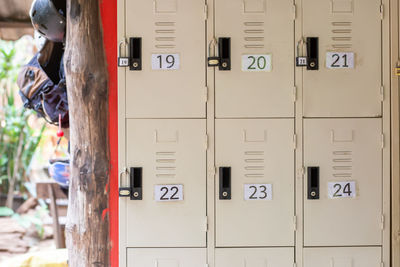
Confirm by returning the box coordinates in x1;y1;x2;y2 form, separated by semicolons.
64;0;110;266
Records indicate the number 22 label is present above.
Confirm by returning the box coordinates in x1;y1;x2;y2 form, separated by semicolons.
154;184;183;202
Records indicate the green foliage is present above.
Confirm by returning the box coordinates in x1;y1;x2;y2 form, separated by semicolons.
0;40;45;197
0;207;14;217
12;206;48;239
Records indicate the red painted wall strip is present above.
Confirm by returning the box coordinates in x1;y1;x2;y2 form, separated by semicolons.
100;0;118;266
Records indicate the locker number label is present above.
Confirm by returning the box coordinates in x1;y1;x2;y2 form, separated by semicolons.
328;181;356;199
244;184;272;200
154;184;183;202
326;52;354;69
152;54;180;70
242;54;272;72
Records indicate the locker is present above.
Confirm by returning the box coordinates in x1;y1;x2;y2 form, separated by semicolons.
303;247;381;267
215;0;294;118
127;248;206;267
304;119;382;246
215;248;294;267
124;119;206;247
216;119;295;247
303;0;382;117
125;0;206;118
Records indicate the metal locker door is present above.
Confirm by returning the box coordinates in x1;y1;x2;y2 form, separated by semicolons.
125;119;206;247
303;0;382;117
127;248;206;267
304;247;381;267
125;0;206;118
304;119;382;246
215;248;294;267
215;0;294;118
216;119;295;247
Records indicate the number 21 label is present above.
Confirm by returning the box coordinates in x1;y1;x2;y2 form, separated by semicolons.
326;52;354;69
154;184;183;202
152;54;180;70
328;181;356;199
244;184;272;200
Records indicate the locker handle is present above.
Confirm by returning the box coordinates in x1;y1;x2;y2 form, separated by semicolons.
130;167;143;200
306;37;319;70
307;166;320;200
219;167;231;200
129;37;142;71
218;38;231;71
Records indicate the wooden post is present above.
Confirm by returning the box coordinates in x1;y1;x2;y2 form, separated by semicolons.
64;0;110;266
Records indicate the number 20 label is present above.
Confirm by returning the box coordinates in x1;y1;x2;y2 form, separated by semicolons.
154;184;183;202
242;55;272;72
326;52;354;69
152;54;180;70
328;181;356;199
244;184;272;200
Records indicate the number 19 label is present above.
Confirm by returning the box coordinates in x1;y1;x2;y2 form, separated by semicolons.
326;52;354;69
328;181;356;199
242;54;272;72
152;54;180;70
244;184;272;200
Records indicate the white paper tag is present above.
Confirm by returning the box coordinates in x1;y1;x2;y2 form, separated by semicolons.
326;52;354;69
328;181;356;199
242;54;272;72
154;184;183;201
152;54;180;70
244;184;272;200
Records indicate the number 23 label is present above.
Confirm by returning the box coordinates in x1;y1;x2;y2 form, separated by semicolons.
328;181;356;199
154;184;183;202
244;184;272;200
152;54;180;70
326;52;354;69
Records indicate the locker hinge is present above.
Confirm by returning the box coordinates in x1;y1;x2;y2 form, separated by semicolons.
205;86;209;102
204;4;208;20
205;134;209;150
204;216;209;232
381;134;385;149
380;86;384;101
380;4;384;20
293;4;297;20
381;214;385;230
293;134;297;149
293;216;297;231
293;86;297;102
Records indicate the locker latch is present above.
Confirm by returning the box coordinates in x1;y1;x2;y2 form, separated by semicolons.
207;38;231;70
306;37;319;70
129;37;142;71
307;166;320;200
219;167;231;200
118;167;143;200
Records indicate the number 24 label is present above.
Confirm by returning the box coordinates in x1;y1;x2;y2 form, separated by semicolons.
154;184;183;202
152;54;180;70
244;184;272;200
326;52;354;69
328;181;356;199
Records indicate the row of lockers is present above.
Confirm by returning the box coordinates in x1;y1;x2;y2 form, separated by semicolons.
121;118;382;248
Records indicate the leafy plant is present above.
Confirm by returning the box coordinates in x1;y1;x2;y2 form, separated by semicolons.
0;40;45;209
